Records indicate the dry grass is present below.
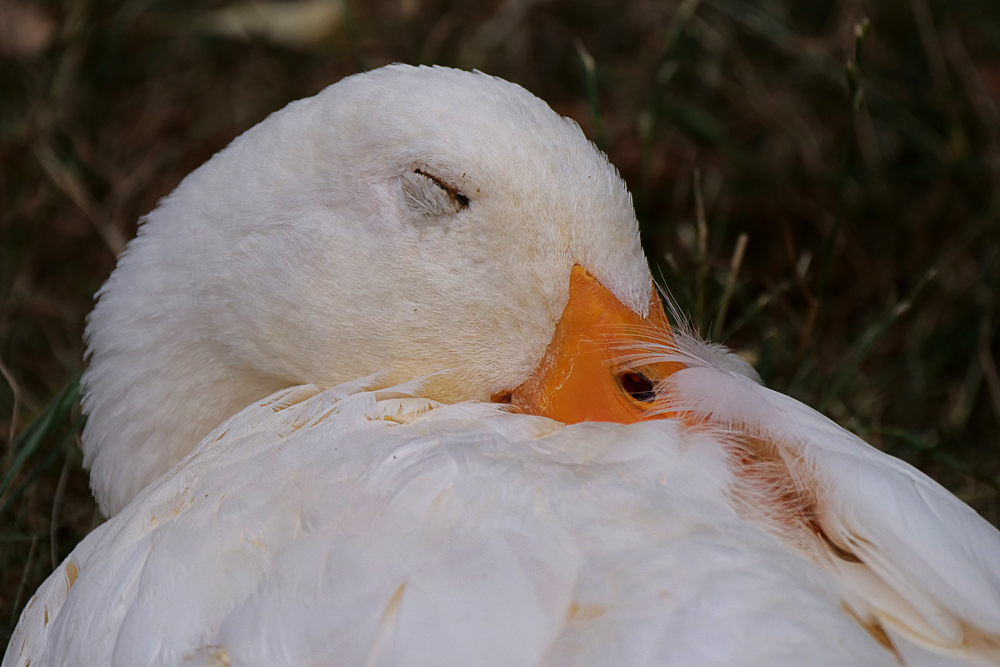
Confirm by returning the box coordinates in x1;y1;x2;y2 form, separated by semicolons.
1;0;999;644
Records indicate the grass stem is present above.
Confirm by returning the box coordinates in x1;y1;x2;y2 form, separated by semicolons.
817;18;870;302
8;535;37;633
0;357;21;475
713;233;749;341
693;168;709;335
50;449;73;570
979;317;1000;425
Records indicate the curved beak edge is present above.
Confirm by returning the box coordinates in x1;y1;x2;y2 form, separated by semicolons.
498;265;683;425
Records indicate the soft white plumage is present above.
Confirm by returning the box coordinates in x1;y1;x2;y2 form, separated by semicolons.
5;65;1000;667
79;64;649;516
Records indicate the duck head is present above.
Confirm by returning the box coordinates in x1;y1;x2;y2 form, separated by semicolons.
82;65;681;516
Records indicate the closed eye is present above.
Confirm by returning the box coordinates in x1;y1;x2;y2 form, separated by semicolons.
413;169;470;209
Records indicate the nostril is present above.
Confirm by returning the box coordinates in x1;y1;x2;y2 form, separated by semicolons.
490;391;513;405
618;371;657;404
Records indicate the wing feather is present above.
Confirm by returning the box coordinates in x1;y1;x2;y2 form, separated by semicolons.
656;331;1000;662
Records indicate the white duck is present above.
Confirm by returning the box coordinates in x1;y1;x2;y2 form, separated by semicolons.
5;65;1000;667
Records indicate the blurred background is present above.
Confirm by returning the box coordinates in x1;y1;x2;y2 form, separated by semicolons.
1;0;999;644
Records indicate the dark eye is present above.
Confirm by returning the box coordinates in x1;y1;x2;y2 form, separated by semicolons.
619;372;657;403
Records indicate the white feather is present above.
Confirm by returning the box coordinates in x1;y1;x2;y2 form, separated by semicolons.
625;324;1000;663
6;381;903;667
80;65;652;516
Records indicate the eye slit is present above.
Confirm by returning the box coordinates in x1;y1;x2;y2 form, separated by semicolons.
413;168;470;210
618;371;657;404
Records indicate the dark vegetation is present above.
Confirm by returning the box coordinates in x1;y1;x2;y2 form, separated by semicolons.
1;0;999;644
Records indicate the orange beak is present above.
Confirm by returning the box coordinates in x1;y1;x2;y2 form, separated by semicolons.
498;265;684;424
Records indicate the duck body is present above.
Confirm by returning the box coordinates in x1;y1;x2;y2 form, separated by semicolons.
9;366;1000;666
5;65;1000;666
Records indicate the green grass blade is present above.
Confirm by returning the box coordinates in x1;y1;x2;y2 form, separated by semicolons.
817;19;869;301
0;378;81;498
575;39;605;151
0;425;81;520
